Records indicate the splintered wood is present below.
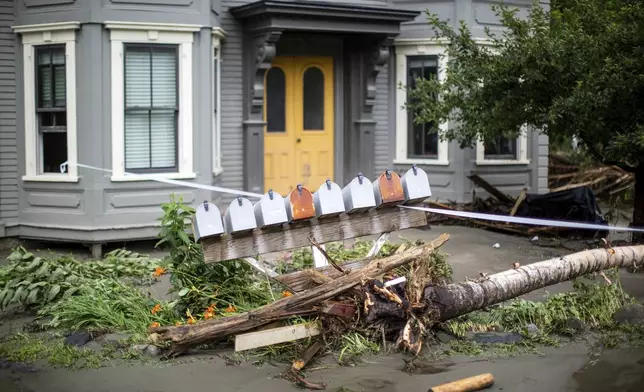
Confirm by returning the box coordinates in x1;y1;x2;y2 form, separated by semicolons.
201;208;427;264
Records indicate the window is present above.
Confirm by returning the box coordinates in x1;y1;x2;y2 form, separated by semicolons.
36;45;67;173
106;22;199;181
475;125;529;165
394;41;448;165
407;56;439;159
13;22;79;182
124;44;178;172
266;67;286;133
484;136;517;160
302;66;324;131
212;27;226;175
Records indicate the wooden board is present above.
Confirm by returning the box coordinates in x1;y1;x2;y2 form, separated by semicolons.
234;322;321;352
467;174;515;205
201;207;427;264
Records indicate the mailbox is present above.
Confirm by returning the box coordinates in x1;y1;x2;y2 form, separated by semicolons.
224;196;258;234
373;169;405;208
342;173;376;213
254;189;288;228
192;201;225;242
285;184;316;222
313;179;346;218
401;165;432;204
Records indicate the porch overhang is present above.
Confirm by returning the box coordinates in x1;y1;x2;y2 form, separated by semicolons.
229;0;420;35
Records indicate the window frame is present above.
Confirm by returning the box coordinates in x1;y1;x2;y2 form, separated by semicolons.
475;125;529;165
123;43;180;173
106;21;199;182
394;40;449;166
14;22;79;182
212;27;226;176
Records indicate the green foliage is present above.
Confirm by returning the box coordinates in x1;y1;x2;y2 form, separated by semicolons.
405;0;644;172
39;280;177;336
0;333;106;370
0;247;167;311
156;195;275;318
444;268;632;337
337;332;380;365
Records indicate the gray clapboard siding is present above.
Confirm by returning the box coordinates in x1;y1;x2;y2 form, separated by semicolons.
0;0;17;224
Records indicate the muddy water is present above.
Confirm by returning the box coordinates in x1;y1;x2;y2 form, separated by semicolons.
573;348;644;392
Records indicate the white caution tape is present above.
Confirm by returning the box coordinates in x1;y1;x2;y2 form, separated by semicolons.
60;162;263;199
399;205;644;233
62;161;643;233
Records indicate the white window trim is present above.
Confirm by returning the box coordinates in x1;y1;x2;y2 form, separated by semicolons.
476;125;530;165
13;22;80;183
394;39;449;166
212;27;226;176
105;21;201;182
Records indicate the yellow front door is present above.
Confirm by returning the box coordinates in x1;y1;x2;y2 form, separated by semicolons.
263;56;334;196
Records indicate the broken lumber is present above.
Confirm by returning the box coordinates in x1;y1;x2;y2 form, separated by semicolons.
429;373;494;392
150;234;450;355
509;188;527;217
234;321;321;352
467;175;514;205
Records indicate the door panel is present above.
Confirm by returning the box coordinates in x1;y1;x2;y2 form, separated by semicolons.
264;56;334;196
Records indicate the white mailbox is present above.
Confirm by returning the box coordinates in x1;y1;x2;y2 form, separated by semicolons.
224;196;258;234
342;173;376;214
254;189;288;228
373;169;405;208
285;184;316;222
192;201;225;242
314;179;346;218
401;165;432;204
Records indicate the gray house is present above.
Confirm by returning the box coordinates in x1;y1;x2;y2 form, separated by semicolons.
0;0;548;256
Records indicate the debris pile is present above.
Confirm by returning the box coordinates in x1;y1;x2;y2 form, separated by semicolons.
548;153;634;200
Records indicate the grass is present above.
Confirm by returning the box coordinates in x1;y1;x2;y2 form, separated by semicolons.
0;333;107;370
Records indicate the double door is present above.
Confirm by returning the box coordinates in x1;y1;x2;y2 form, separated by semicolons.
263;56;334;196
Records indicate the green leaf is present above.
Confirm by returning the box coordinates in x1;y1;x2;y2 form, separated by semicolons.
2;289;14;308
178;231;191;246
48;284;61;301
0;288;8;305
26;288;39;304
62;286;80;298
28;282;48;289
177;288;190;297
34;262;50;278
11;286;25;304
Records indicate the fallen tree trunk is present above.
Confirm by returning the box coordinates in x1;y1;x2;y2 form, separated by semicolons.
366;245;644;326
150;233;450;355
429;245;644;321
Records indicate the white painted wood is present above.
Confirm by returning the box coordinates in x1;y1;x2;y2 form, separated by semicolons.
312;244;328;268
242;257;278;278
367;232;390;257
384;276;407;287
235;322;321;352
212;28;226;175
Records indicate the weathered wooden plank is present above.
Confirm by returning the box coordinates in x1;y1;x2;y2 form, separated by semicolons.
234;322;321;352
201;207;427;264
467;174;515;205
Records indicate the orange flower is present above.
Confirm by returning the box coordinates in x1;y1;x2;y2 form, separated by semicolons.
153;267;167;277
281;290;293;298
151;304;162;315
203;310;214;320
225;304;237;313
149;322;160;328
175;321;183;327
186;309;197;325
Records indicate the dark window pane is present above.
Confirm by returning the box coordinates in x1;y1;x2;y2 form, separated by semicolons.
42;132;67;173
266;67;286;133
303;67;324;130
407;55;439;158
484;136;517;159
36;46;66;109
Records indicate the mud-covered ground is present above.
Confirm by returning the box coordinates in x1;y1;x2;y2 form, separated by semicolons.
1;224;643;392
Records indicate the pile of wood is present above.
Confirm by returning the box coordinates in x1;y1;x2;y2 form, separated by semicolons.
549;153;634;199
149;233;644;390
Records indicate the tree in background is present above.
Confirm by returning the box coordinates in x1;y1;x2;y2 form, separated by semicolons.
405;0;644;237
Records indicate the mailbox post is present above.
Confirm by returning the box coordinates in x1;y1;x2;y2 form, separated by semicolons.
285;184;316;222
342;173;376;214
192;201;225;242
373;169;405;208
224;196;258;234
313;179;346;219
401;165;432;204
254;189;289;228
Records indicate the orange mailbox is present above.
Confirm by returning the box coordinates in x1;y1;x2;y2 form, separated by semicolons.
286;184;316;222
373;169;405;208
